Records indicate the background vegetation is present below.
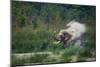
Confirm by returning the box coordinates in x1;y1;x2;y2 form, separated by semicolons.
11;1;96;66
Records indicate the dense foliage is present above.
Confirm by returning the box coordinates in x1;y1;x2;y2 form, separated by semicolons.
11;1;96;66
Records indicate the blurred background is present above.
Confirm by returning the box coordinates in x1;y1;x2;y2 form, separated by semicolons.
11;1;96;66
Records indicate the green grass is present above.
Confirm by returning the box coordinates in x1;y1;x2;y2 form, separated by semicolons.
12;26;65;53
11;23;96;66
11;2;96;65
11;47;95;66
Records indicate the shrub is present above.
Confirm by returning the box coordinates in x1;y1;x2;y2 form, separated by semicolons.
12;27;60;53
61;47;81;62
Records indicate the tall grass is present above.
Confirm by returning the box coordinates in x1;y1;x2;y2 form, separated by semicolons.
12;25;64;53
12;23;96;65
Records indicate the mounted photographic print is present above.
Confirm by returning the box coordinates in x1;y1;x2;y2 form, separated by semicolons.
11;0;96;66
